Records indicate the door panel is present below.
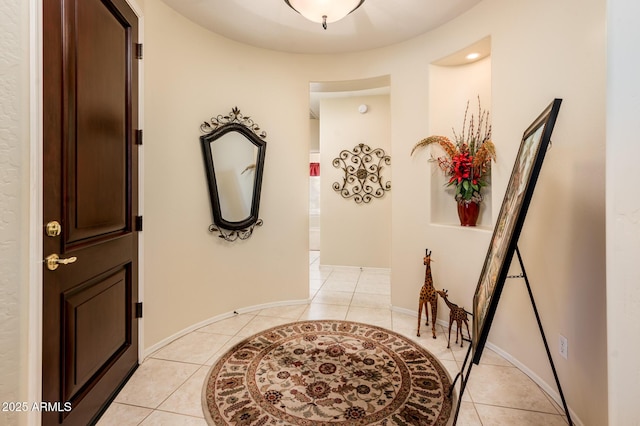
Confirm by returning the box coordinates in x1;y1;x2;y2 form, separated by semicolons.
63;267;129;400
43;0;139;424
71;0;129;242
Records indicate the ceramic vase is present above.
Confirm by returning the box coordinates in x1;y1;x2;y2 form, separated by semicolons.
457;201;480;226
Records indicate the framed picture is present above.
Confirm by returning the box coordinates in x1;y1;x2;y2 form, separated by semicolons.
472;99;562;364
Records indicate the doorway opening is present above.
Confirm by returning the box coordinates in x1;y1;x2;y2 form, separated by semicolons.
308;76;391;268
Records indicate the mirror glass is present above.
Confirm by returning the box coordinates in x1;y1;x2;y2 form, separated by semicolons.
200;111;267;241
210;132;259;222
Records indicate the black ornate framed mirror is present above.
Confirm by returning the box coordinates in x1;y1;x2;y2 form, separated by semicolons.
200;107;267;241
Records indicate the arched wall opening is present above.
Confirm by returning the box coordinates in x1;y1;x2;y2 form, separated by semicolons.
309;77;391;268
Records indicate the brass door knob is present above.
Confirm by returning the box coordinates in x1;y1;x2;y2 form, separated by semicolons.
45;254;77;271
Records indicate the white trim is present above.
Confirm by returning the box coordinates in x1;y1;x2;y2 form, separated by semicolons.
28;1;43;424
391;305;417;317
391;306;582;424
484;342;584;426
391;305;450;329
124;0;146;363
143;299;311;359
318;264;392;273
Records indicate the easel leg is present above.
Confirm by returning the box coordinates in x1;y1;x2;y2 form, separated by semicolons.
448;337;472;398
515;246;573;426
451;341;473;425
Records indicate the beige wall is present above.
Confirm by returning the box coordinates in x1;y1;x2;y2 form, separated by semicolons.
428;56;492;226
480;3;606;423
5;0;623;423
406;1;607;423
142;2;310;348
143;0;607;422
319;95;391;267
310;118;319;152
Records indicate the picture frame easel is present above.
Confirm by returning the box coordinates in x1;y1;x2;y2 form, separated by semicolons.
472;98;562;363
450;99;569;425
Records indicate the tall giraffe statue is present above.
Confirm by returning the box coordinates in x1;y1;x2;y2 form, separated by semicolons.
436;289;471;348
417;249;438;338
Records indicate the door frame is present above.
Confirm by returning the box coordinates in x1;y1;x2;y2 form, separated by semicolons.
27;0;145;423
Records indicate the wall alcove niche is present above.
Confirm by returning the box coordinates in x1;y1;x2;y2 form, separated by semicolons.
428;37;492;229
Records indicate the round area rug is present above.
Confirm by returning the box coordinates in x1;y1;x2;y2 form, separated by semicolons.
202;320;453;425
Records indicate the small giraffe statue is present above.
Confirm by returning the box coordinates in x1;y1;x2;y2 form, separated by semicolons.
436;289;471;348
417;249;438;339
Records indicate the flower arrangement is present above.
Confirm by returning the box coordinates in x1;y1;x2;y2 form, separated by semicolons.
411;99;496;204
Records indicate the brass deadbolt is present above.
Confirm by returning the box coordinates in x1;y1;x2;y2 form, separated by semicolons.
46;221;62;237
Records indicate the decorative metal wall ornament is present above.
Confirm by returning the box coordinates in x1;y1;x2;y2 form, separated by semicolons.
200;107;267;139
332;143;391;204
200;107;267;241
208;220;263;242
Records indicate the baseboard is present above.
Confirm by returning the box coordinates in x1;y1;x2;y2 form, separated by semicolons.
391;305;582;425
391;305;449;328
143;301;583;425
484;342;584;426
143;298;310;359
317;264;391;273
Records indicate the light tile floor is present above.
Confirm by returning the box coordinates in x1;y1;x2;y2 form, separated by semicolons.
98;252;568;425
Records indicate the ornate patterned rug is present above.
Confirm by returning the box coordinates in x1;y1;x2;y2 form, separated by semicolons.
202;320;453;425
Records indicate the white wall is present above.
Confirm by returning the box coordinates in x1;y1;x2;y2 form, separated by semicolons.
0;0;30;424
606;0;640;424
320;95;391;267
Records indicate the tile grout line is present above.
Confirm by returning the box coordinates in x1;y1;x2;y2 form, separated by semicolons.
101;252;564;425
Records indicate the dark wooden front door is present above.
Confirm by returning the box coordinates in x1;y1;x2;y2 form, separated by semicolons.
42;0;139;424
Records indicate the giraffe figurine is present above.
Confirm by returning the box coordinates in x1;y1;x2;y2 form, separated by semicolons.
436;289;471;348
417;249;439;339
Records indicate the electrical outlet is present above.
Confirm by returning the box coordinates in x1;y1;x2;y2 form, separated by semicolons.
559;335;568;359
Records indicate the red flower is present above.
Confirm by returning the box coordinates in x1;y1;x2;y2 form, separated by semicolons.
411;98;496;203
449;153;473;184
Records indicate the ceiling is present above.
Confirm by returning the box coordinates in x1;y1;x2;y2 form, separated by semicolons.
160;0;483;54
160;0;488;120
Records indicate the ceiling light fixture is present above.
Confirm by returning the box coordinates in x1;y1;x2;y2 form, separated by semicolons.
285;0;365;30
466;52;480;60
